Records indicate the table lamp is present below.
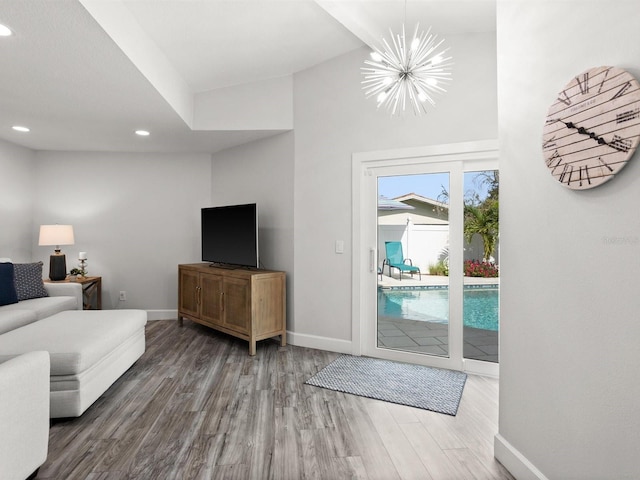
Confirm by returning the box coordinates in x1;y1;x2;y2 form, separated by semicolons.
39;225;75;281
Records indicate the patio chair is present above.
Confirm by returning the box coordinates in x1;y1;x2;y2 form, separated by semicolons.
382;241;421;281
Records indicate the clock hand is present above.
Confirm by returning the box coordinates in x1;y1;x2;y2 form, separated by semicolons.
559;120;609;146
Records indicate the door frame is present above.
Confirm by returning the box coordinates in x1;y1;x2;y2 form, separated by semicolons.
351;140;499;374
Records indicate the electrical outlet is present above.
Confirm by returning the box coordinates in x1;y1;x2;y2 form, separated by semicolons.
119;291;126;301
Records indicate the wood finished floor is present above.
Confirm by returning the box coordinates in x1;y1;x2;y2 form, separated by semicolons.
37;320;514;480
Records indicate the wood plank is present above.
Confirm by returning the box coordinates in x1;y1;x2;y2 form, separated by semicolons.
366;401;434;480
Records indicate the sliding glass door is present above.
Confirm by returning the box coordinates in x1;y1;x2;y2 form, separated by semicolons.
353;141;499;375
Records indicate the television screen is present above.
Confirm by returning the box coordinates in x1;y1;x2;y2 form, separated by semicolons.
201;203;258;268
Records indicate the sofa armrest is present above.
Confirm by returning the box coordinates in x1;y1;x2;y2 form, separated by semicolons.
44;282;83;310
0;351;50;480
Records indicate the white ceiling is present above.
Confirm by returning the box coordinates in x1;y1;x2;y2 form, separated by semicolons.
0;0;495;154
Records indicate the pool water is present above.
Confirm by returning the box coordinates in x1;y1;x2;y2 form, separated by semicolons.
378;287;499;331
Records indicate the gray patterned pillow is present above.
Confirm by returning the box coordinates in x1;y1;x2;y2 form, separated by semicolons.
14;262;49;301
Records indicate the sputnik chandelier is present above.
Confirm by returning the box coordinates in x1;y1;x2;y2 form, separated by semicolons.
361;21;453;115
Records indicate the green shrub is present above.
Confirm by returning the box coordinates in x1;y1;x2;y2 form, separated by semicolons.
428;260;449;276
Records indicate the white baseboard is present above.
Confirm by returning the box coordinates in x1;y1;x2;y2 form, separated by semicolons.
287;331;352;354
494;433;549;480
463;358;499;377
146;309;177;321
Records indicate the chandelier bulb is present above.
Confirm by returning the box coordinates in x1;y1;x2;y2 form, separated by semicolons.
370;51;383;62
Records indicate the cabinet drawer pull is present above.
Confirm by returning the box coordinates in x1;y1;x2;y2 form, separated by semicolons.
220;291;224;311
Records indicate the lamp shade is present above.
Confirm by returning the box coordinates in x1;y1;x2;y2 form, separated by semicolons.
38;225;75;246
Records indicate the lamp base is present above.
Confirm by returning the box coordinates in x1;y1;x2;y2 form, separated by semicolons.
49;254;67;281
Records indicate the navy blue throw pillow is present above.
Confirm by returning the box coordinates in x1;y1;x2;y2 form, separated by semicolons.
0;262;19;306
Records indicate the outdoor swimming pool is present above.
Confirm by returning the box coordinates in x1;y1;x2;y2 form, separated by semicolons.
378;286;499;331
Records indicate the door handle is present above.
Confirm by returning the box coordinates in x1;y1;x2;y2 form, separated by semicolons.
369;248;376;273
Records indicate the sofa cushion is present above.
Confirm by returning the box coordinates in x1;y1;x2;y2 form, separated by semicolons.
0;263;18;306
0;296;78;320
0;310;38;335
14;262;48;301
0;310;147;375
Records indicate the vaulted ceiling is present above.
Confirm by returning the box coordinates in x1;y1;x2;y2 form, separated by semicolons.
0;0;495;153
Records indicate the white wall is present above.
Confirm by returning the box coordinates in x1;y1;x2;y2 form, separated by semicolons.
378;224;449;273
0;139;36;262
194;76;293;131
32;151;211;315
210;132;295;328
292;32;498;348
495;1;640;479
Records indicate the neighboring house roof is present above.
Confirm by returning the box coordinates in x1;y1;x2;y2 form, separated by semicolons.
378;192;449;226
393;192;449;211
377;196;416;211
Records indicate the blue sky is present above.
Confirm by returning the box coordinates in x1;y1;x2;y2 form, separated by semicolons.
378;171;494;202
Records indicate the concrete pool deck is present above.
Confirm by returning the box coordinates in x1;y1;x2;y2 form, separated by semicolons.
377;273;500;363
379;273;499;288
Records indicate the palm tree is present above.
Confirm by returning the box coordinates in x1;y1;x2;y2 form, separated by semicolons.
464;198;499;262
438;170;499;263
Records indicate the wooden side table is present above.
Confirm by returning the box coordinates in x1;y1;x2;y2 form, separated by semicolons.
46;276;102;310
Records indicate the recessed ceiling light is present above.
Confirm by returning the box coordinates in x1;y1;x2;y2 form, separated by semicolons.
12;125;30;132
135;130;150;136
0;24;12;37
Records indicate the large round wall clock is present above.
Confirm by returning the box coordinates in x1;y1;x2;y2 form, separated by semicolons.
542;66;640;190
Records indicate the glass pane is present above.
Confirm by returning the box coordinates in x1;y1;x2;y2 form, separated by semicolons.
377;173;450;357
463;170;499;363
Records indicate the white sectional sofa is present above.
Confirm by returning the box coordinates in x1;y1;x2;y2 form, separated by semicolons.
0;260;147;478
0;351;50;480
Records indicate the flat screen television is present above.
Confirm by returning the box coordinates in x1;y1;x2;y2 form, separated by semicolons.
201;203;258;268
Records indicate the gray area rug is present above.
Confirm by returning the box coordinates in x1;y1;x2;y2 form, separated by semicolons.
305;355;467;415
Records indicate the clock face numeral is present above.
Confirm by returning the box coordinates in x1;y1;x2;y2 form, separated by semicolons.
543;135;557;151
598;157;613;173
558;90;572;106
546;149;563;168
576;73;589;95
559;164;573;185
597;68;611;94
612;81;631;100
579;165;591;187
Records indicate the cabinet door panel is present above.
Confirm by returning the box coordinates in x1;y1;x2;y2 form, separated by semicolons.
223;277;251;334
201;273;223;326
179;269;200;317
